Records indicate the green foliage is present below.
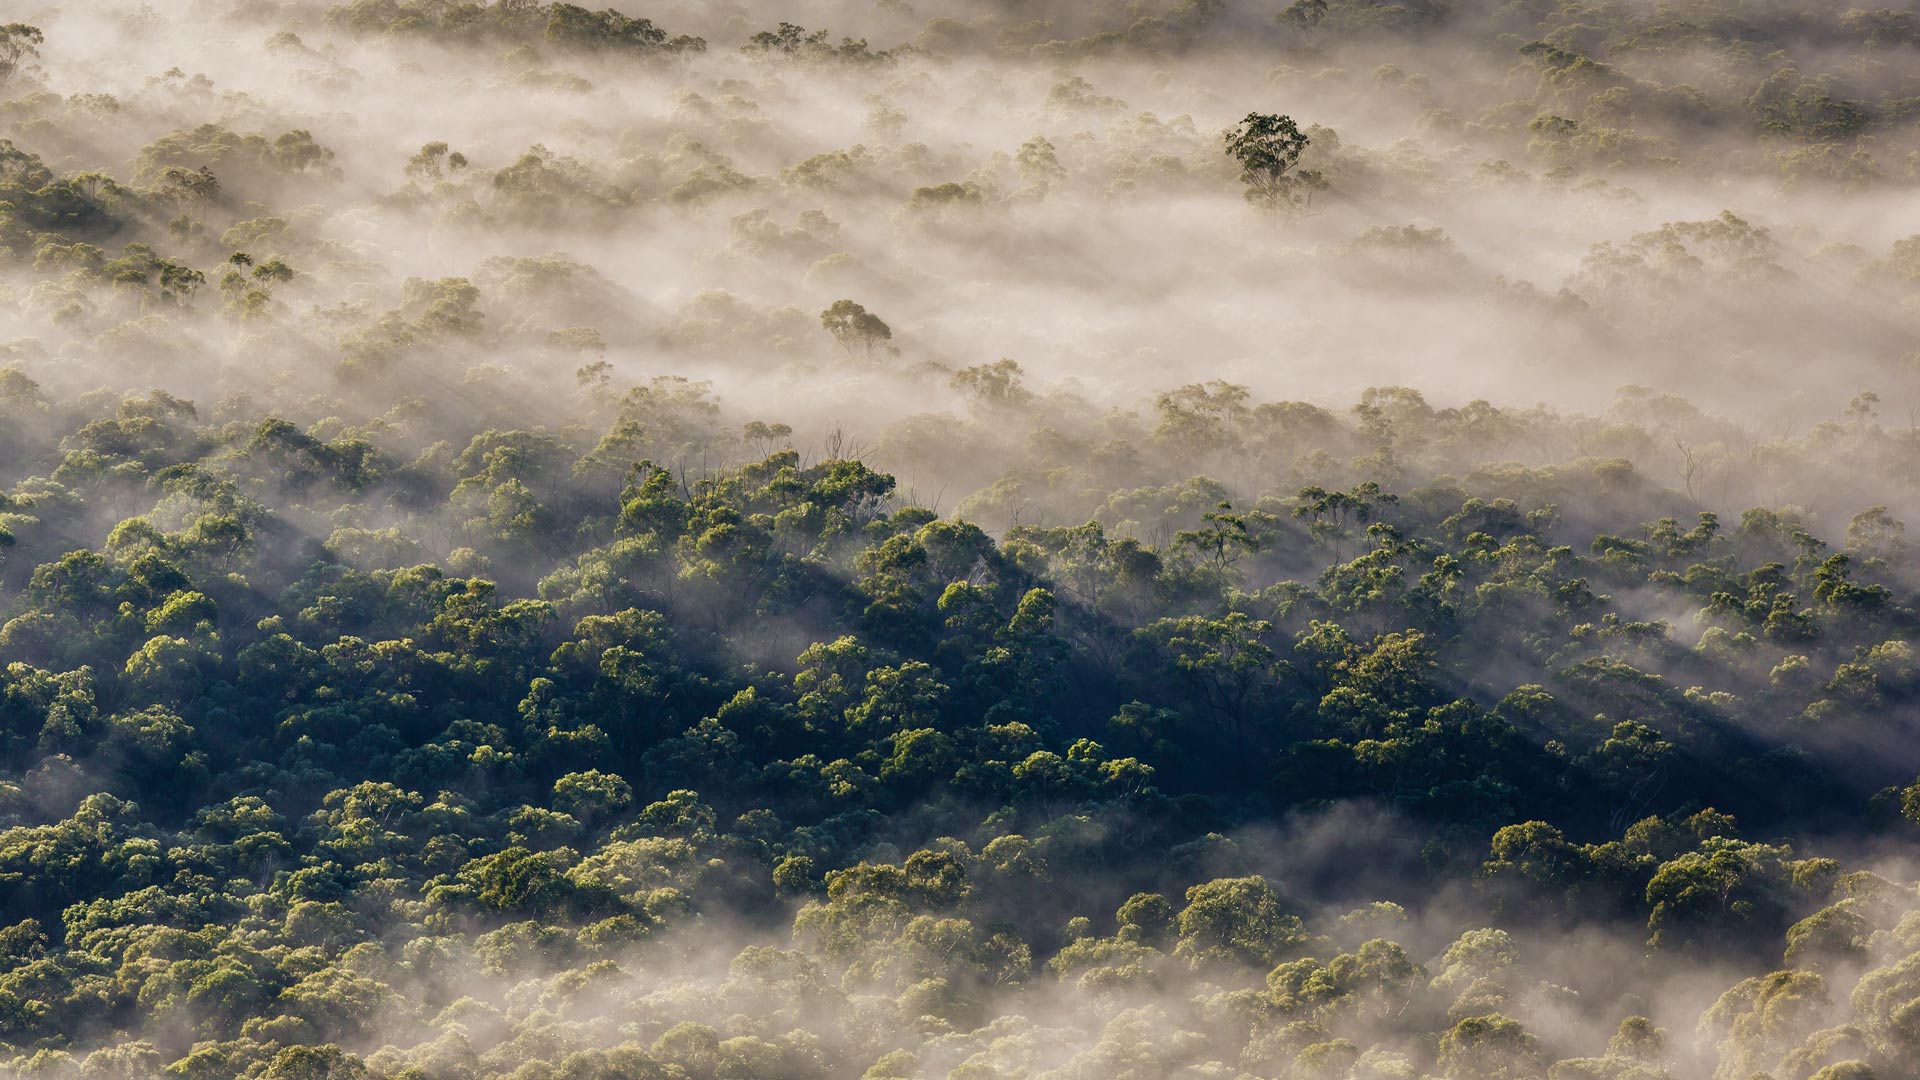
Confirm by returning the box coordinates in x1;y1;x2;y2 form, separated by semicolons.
1223;112;1327;216
819;299;893;360
0;24;42;89
2;4;1919;1078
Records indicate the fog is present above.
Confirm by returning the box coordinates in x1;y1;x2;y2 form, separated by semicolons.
3;0;1920;1078
15;0;1920;439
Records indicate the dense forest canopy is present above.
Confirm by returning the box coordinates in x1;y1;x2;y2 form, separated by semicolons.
3;0;1920;1078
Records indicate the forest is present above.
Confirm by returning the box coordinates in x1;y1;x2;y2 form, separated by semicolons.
3;0;1920;1077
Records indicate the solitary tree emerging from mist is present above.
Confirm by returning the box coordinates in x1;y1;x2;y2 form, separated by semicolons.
0;24;41;89
1278;0;1329;45
820;299;893;361
1223;112;1326;217
952;359;1034;411
405;141;469;180
157;165;220;228
742;420;793;456
1015;136;1065;198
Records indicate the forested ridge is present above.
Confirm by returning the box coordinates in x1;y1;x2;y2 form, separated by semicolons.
4;0;1920;1078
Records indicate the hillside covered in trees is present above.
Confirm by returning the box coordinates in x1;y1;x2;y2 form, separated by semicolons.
4;0;1920;1078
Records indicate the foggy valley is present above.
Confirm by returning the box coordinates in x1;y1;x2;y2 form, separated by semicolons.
2;0;1920;1077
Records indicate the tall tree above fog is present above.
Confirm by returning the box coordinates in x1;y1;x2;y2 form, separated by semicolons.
1278;0;1329;46
821;299;894;362
0;24;40;89
1223;112;1327;218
